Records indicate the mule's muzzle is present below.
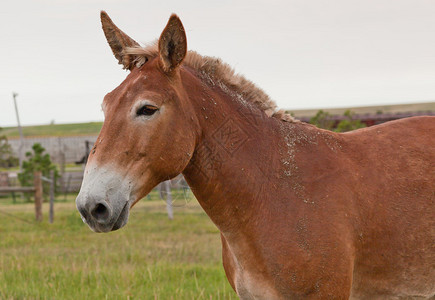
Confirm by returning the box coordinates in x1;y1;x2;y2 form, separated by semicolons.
76;196;130;233
75;164;133;232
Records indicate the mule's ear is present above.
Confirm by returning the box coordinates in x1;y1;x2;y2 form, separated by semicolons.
100;11;140;70
158;14;187;72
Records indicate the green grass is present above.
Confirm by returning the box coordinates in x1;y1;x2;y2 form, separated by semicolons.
2;122;103;138
0;195;237;299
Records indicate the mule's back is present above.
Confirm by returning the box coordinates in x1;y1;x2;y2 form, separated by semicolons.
342;116;435;298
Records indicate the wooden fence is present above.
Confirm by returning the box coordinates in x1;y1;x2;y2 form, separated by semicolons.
0;171;46;222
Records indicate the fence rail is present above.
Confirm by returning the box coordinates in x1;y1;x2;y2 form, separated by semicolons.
0;186;36;193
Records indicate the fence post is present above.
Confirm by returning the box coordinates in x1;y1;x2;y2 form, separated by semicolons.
34;171;43;222
159;181;174;220
49;170;55;224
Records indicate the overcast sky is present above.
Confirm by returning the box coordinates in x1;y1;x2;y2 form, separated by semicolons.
1;0;435;126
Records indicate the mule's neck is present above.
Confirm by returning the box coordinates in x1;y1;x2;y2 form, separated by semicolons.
181;68;299;233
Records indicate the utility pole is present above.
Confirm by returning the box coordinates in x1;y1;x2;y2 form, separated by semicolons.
13;92;24;171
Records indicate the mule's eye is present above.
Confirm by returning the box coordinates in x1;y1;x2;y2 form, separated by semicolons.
137;105;158;116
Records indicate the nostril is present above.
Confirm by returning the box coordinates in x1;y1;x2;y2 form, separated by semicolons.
90;202;110;223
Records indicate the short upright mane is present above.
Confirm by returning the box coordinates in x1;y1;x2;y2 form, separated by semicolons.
125;44;295;122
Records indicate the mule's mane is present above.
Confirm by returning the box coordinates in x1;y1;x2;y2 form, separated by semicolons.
125;43;296;122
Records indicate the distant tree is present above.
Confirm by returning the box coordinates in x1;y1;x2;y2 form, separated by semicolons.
18;143;58;200
0;128;18;168
310;109;366;132
309;110;335;131
334;110;366;132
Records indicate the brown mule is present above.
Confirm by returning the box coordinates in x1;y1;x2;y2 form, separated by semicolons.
76;12;435;299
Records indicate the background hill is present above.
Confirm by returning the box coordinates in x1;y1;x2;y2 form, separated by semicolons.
2;101;434;138
288;102;435;118
2;122;103;138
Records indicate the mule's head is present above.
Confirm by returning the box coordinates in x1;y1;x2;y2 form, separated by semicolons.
76;12;198;232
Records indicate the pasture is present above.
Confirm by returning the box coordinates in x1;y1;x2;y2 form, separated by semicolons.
0;193;236;299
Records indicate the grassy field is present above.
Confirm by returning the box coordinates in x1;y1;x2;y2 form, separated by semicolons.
0;193;237;299
2;122;103;138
